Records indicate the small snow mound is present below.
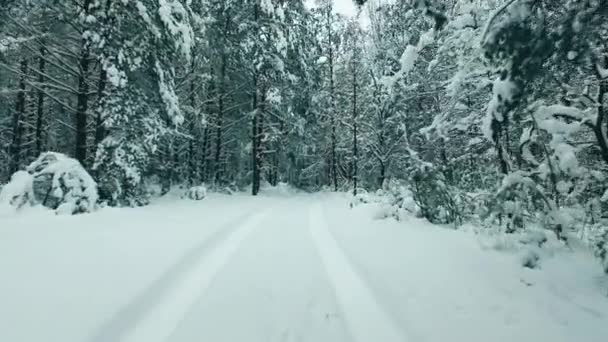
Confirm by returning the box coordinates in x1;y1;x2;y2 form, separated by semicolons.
0;152;98;214
184;185;207;200
350;189;371;208
0;171;35;209
520;248;541;269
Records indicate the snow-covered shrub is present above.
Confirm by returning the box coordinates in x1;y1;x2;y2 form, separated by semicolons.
184;185;207;200
592;228;608;274
368;180;421;221
0;152;98;214
385;181;420;215
94;134;152;207
350;188;371;208
0;171;34;209
410;166;462;224
520;248;541;269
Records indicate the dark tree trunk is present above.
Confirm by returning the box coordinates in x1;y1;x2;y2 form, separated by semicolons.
593;72;608;165
378;160;385;189
201;125;210;183
214;9;231;184
189;70;197;185
328;9;338;192
75;54;89;164
9;59;28;174
75;0;93;165
94;0;113;150
35;47;46;156
352;64;358;196
251;0;261;196
94;67;107;147
214;58;226;184
252;78;260;196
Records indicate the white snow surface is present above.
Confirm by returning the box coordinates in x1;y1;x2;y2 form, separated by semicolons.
0;192;607;342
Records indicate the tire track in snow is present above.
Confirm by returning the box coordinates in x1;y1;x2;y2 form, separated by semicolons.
309;204;407;342
89;210;269;342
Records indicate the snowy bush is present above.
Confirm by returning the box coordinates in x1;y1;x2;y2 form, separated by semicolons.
184;185;207;200
520;248;541;269
94;134;152;207
0;152;98;214
410;166;462;225
350;189;371;208
592;228;608;274
367;180;422;221
0;171;34;209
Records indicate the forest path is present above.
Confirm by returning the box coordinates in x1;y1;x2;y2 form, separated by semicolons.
1;192;607;342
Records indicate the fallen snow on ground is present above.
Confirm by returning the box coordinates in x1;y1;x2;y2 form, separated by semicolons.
0;192;606;342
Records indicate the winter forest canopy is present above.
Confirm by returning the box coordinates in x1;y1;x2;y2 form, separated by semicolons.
1;0;608;270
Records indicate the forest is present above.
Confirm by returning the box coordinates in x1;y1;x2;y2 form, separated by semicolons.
1;0;608;269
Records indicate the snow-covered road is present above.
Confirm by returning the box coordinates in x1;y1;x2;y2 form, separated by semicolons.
1;193;607;342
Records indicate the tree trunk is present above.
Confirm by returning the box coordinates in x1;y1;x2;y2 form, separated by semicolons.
94;0;113;150
189;69;197;185
592;70;608;165
201;125;210;183
352;63;358;196
378;160;385;189
35;47;46;156
214;56;226;184
327;5;338;192
9;59;28;174
75;0;92;165
94;67;107;147
251;0;261;196
252;78;260;196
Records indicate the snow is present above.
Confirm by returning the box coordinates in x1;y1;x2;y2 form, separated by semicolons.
184;185;207;200
310;204;404;342
399;45;419;76
483;77;518;140
597;63;608;79
158;0;194;59
155;61;183;125
135;1;161;38
384;28;435;91
0;171;33;209
535;104;587;176
104;62;127;88
118;211;270;342
450;13;476;30
1;193;607;342
446;69;466;97
601;189;608;202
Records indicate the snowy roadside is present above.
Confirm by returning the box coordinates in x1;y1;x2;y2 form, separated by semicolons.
325;194;608;342
0;193;266;342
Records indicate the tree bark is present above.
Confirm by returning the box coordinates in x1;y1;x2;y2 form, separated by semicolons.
252;76;260;195
75;0;93;165
327;4;338;191
593;67;608;165
251;0;261;196
35;47;46;156
9;59;28;174
94;67;107;147
189;68;197;185
352;64;358;196
214;55;226;184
